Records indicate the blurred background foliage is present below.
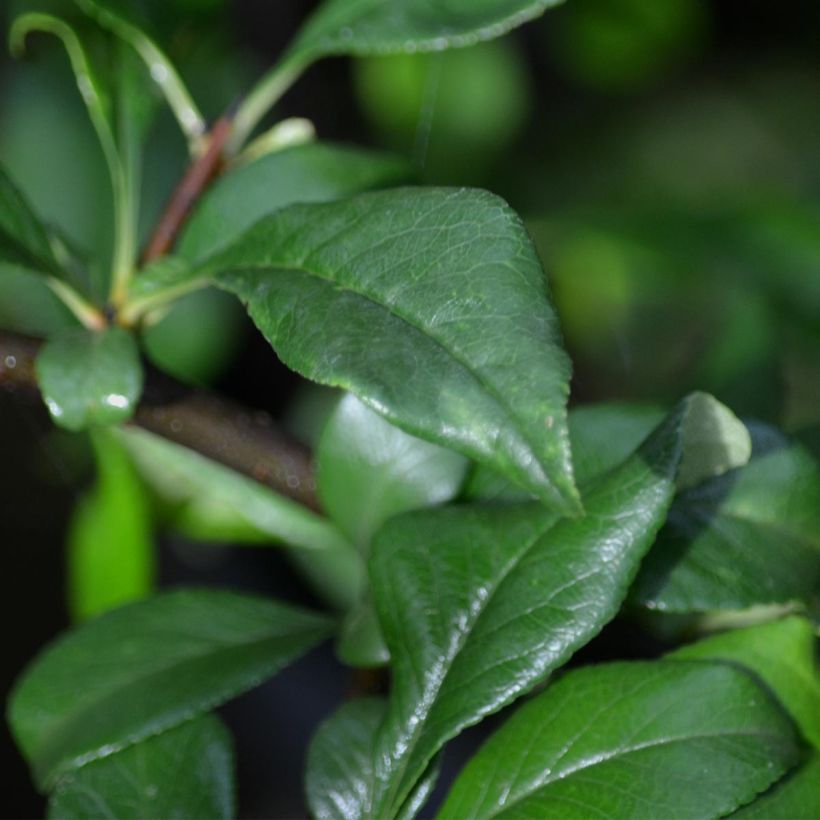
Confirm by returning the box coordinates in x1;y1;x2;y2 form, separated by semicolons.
2;0;819;816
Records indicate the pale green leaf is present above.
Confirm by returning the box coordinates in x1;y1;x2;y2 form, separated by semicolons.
318;392;467;550
8;588;332;787
732;754;820;819
67;429;154;622
439;661;799;819
48;715;234;819
670;616;820;749
36;327;143;431
199;187;580;514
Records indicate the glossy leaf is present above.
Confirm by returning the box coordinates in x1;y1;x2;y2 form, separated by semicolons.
48;715;234;819
178;143;412;263
307;698;387;820
67;430;154;622
439;661;799;819
465;401;665;501
0;164;60;275
8;587;332;787
36;327;143;431
290;0;565;61
318;392;467;550
671;616;820;748
631;422;820;612
346;393;749;817
732;754;820;819
199;187;580;513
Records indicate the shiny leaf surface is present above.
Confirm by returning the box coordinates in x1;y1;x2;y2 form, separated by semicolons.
439;661;799;819
345;393;748;817
48;715;234;819
36;327;143;431
200;187;579;513
732;754;820;819
8;588;332;787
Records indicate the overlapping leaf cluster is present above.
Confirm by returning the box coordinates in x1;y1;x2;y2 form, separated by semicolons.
2;0;818;818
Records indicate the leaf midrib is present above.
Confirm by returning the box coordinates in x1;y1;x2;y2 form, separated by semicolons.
225;260;567;509
486;728;792;819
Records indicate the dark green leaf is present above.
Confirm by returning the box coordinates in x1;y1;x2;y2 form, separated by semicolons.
0;164;60;275
306;698;387;820
67;429;154;622
631;422;820;612
8;587;332;787
671;616;820;749
178;143;412;263
290;0;565;61
732;754;820;819
439;661;799;819
318;392;467;550
347;393;748;817
48;715;234;819
465;401;665;501
36;327;143;431
200;187;580;513
0;268;78;336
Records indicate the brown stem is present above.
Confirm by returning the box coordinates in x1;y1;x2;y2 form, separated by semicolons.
0;329;318;510
141;109;236;264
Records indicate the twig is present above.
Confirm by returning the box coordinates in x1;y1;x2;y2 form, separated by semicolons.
0;329;319;510
141;107;236;263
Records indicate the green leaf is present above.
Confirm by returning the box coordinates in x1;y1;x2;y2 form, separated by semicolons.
465;402;665;501
0;268;78;336
439;661;799;819
307;698;442;820
340;393;746;817
290;0;565;61
318;392;467;550
731;754;820;819
0;164;60;275
177;143;412;264
670;616;820;749
631;422;820;612
307;698;388;820
7;587;332;788
67;429;154;622
36;327;143;431
200;187;580;514
48;715;235;819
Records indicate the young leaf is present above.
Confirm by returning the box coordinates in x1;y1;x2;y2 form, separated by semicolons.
439;661;799;819
731;754;820;819
48;715;234;820
0;164;61;275
7;588;333;788
631;422;820;612
35;327;143;431
199;187;580;514
349;392;749;817
670;616;820;749
67;429;154;622
317;393;467;550
74;0;206;151
177;143;413;264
